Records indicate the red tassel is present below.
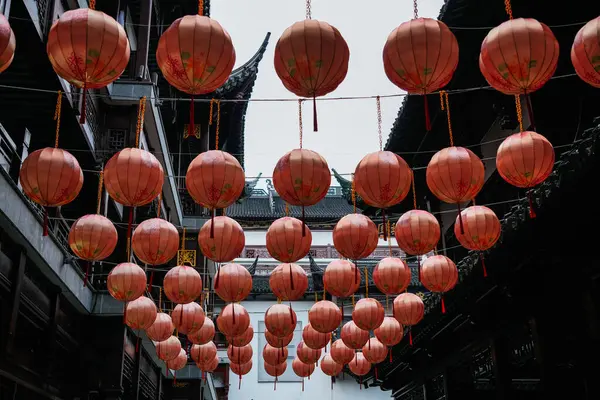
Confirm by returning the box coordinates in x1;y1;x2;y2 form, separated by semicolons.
214;266;220;289
423;94;431;131
331;377;333;390
289;304;294;324
525;93;536;131
274;376;277;391
136;335;139;353
382;209;387;241
79;86;87;124
289;264;295;290
313;96;318;132
302;379;304;392
441;296;446;314
528;191;537;218
457;203;464;234
84;261;90;288
409;330;413;346
481;253;488;277
202;371;206;382
147;271;154;291
368;338;371;350
166;364;169;378
42;207;49;236
123;302;128;324
189;95;195;137
174;371;177;385
239;375;242;390
360;377;363;390
302;206;306;236
389;349;392;362
232;302;236;325
210;209;215;238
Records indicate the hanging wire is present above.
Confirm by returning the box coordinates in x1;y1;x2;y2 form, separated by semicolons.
298;99;304;149
198;0;204;15
135;96;147;148
376;96;383;151
439;90;454;146
515;95;524;132
411;171;418;209
158;287;163;312
413;0;419;19
306;0;312;20
181;227;186;250
157;192;162;217
215;100;221;150
351;175;357;213
53;90;62;148
96;171;104;214
387;221;393;257
504;0;513;19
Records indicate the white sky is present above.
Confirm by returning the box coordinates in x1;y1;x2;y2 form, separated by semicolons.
212;0;444;187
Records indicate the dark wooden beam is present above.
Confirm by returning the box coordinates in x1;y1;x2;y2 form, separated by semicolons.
6;249;25;355
490;336;512;399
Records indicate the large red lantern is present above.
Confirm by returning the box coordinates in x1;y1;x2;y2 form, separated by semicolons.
166;349;188;371
230;360;253;385
352;298;385;331
263;344;288;366
20;148;83;236
480;18;559;95
383;18;458;131
265;329;293;348
308;300;342;333
47;7;130;123
0;15;15;74
227;344;253;365
265;304;297;338
214;263;252;302
393;293;424;345
228;325;254;347
188;318;215;345
330;339;355;365
323;259;360;298
348;353;371;376
191;342;217;365
217;303;250;337
266;217;312;262
374;316;404;348
332;214;379;259
199;216;245;261
302;324;330;350
163;266;202;304
198;355;219;373
421;255;458;313
107;263;146;302
125;296;157;330
395;210;440;256
297;341;322;364
373;257;411;295
269;263;308;301
292;357;315;378
172;302;205;335
264;361;287;389
69;214;118;262
572;17;600;87
156;336;182;361
362;338;388;364
146;312;174;342
320;354;343;376
341;321;369;349
132;218;179;265
455;206;501;276
274;20;350;131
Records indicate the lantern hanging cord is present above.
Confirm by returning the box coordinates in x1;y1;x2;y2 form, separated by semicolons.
96;171;103;214
351;175;357;213
198;0;204;15
413;0;419;19
387;221;393;257
376;96;383;151
158;287;162;312
215;100;221;150
89;0;96;10
181;227;186;250
439;91;454;146
54;90;62;148
298;99;304;149
504;0;513;20
209;99;215;125
411;171;418;209
515;95;524;132
306;0;312;20
157;192;162;217
135;96;147;148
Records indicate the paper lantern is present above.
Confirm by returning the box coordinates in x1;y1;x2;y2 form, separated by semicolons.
20;148;83;236
163;266;202;304
348;352;371;376
146;312;174;342
323;259;360;298
228;344;253;365
198;355;219;373
394;210;440;255
125;296;157;330
217;303;250;337
292;357;315;378
265;329;293;348
332;214;378;259
191;342;217;365
266;217;312;262
172;302;205;335
374;316;403;347
330;339;354;364
352;298;385;331
188;318;215;345
227;325;254;347
341;321;369;349
393;293;424;326
308;300;342;333
132;218;179;265
362;338;387;364
214;263;252;303
320;354;343;376
166;349;188;371
263;344;288;366
372;257;411;295
302;323;330;350
198;216;245;262
572;17;600;87
68;214;117;261
354;151;412;209
265;304;297;338
480;18;559;95
420;255;458;313
269;263;308;301
455;205;501;276
274;20;350;131
264;361;287;380
156;336;182;361
0;15;15;74
297;341;322;365
107;263;146;302
230;360;253;376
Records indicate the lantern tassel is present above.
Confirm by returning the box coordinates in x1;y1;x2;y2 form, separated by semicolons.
239;375;242;390
302;206;306;237
313;96;318;132
210;209;215;238
189;95;195;138
409;330;413;346
42;207;49;236
147;271;154;291
232;302;236;325
174;371;177;385
423;94;431;131
441;295;446;314
528;191;536;218
302;378;304;392
123;302;128;324
84;261;90;288
481;252;487;277
289;303;294;324
126;207;134;259
457;203;465;234
79;86;87;124
214;266;220;290
360;377;363;390
331;377;333;391
389;349;392;363
525;93;536;131
274;376;277;391
289;264;295;290
382;209;387;241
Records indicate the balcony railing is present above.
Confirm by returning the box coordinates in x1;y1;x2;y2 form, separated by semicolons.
0;123;16;173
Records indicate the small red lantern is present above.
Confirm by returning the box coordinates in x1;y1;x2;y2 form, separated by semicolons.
198;355;219;373
0;15;15;74
265;304;297;338
308;300;342;333
395;210;440;256
199;216;245;262
330;339;355;364
214;263;252;303
320;354;343;376
69;214;118;262
332;214;379;259
341;321;369;349
302;323;330;350
156;336;182;361
572;17;600;87
228;325;254;347
227;344;253;365
107;263;146;302
188;318;215;345
373;257;411;295
265;329;293;348
230;360;253;377
269;263;308;301
292;357;315;378
191;342;217;365
163;266;202;304
264;361;287;389
348;352;371;376
362;338;387;364
125;296;157;330
421;255;458;313
132;218;179;265
266;217;312;262
166;349;188;371
297;341;322;364
352;298;385;331
172;302;205;335
146;313;174;342
393;293;424;345
217;303;250;337
263;344;288;366
374;316;404;347
455;206;501;276
323;259;360;298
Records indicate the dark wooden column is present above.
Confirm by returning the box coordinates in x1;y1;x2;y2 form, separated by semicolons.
5;249;26;355
491;336;512;399
44;289;61;382
135;0;153;80
579;287;600;400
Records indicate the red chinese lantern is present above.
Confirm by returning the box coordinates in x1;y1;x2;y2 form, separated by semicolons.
572;17;600;87
273;149;331;232
320;354;343;376
265;329;293;348
269;263;308;301
308;300;342;333
228;325;254;347
362;338;387;364
393;293;424;345
264;361;287;390
217;303;250;337
166;349;188;371
302;323;330;350
47;7;130;123
263;344;288;366
421;255;458;313
156;336;182;361
191;342;217;365
198;355;219;373
214;263;252;302
395;210;440;256
480;18;559;95
125;296;157;330
20;148;83;236
455;206;501;276
341;321;369;349
266;217;312;262
330;339;354;365
426;147;485;233
132;218;179;265
374;316;404;348
265;304;297;338
172;302;206;335
230;360;253;376
383;18;459;131
352;298;385;331
348;352;371;376
373;257;411;295
323;260;360;298
188;318;215;345
297;341;322;364
332;214;379;259
146;312;174;342
198;216;245;261
496;131;554;218
0;15;15;73
227;344;253;365
292;357;315;378
163;266;202;304
107;263;146;302
274;19;350;131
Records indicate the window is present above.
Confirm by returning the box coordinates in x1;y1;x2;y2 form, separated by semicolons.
257;320;303;382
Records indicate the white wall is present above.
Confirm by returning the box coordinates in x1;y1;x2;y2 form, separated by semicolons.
226;301;392;400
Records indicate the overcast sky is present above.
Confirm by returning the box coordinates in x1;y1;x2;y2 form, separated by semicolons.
212;0;444;187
